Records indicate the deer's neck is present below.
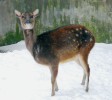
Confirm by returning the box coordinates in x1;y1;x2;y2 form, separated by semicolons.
23;29;36;54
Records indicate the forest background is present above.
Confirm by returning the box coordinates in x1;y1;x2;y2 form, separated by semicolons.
0;0;112;46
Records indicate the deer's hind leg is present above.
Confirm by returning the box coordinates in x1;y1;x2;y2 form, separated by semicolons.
81;72;86;85
75;56;86;85
78;53;90;92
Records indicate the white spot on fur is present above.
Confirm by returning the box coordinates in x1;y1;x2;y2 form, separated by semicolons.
73;39;75;42
68;37;71;39
90;38;93;42
76;34;79;37
80;28;82;30
85;30;88;33
76;28;79;31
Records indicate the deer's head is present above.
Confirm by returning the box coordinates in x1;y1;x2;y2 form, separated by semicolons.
15;9;39;30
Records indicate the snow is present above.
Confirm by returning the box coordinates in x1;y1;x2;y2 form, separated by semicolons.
0;41;25;52
0;41;112;100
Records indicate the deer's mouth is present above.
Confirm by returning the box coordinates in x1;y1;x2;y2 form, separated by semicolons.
22;23;34;30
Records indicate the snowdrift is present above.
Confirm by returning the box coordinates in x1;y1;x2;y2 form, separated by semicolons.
0;41;112;100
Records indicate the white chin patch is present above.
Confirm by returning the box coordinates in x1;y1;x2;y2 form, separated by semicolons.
23;24;33;29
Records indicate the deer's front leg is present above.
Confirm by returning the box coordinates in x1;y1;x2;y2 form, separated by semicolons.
55;80;59;91
50;65;58;96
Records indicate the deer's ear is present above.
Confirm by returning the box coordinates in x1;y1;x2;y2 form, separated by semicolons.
15;10;21;17
33;9;39;17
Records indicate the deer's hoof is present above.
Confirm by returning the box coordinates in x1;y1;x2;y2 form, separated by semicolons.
55;88;59;92
85;88;89;92
81;82;85;85
51;92;55;96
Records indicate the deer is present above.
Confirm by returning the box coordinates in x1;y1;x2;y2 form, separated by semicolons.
15;9;95;96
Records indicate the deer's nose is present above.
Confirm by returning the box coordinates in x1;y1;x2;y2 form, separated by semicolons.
26;20;30;23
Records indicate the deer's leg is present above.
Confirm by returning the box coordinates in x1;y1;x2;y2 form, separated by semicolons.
55;80;59;91
81;72;86;85
75;57;86;85
78;54;90;92
49;65;58;96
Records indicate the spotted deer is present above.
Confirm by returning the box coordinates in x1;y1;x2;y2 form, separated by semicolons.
15;9;95;96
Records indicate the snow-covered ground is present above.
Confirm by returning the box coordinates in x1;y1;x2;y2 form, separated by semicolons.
0;41;112;100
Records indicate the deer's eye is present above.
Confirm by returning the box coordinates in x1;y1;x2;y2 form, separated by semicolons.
22;16;26;19
30;16;33;18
